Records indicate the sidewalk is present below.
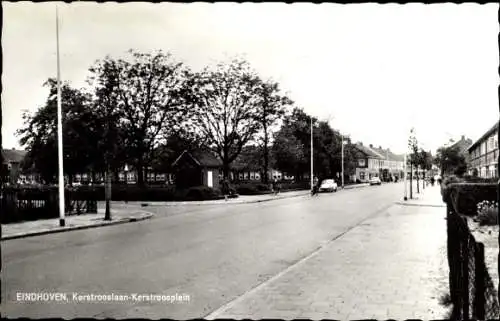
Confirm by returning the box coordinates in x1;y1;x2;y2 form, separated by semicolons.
394;184;446;207
130;184;370;207
207;184;451;320
1;208;153;241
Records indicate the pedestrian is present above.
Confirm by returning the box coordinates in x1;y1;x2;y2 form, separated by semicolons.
222;179;230;201
311;176;320;196
272;177;278;195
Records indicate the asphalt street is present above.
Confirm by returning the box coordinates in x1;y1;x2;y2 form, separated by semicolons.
3;181;420;319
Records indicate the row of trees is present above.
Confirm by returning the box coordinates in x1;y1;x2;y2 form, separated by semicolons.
17;50;357;186
407;127;434;198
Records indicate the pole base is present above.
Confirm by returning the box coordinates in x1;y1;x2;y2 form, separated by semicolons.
59;218;65;227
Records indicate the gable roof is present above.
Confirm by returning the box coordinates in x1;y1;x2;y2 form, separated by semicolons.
468;123;498;152
353;144;384;159
171;149;222;168
2;149;27;164
370;146;405;162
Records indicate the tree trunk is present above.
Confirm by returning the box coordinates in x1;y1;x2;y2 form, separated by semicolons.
410;162;413;199
263;130;269;184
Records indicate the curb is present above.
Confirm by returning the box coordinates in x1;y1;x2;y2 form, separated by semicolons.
141;191;311;207
1;212;154;241
394;201;446;208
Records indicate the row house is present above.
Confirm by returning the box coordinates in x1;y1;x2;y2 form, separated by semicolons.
370;145;406;180
468;122;499;178
1;148;39;185
352;143;405;183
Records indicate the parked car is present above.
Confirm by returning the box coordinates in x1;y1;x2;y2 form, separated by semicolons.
369;177;382;185
319;179;338;192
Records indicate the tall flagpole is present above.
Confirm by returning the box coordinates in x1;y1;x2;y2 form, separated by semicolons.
56;6;65;226
310;117;313;191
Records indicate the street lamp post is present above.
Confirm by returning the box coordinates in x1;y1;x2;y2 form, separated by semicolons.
56;6;65;227
404;153;408;201
310;117;314;192
341;134;345;189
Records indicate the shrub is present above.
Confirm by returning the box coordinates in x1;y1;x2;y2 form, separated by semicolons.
281;181;310;191
184;186;223;201
476;200;499;226
444;182;498;216
235;183;270;195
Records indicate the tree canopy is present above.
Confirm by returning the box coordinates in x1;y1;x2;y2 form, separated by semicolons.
185;58;264;178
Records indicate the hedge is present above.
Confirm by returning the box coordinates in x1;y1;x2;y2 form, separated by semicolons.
442;182;498;216
82;185;225;202
234;183;271;195
231;180;310;195
1;185;226;223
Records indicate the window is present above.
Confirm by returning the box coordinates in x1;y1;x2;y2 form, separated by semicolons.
358;159;366;167
359;172;365;180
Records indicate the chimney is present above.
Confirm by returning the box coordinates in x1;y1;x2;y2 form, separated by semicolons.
379;146;382;149
369;144;373;148
461;135;465;141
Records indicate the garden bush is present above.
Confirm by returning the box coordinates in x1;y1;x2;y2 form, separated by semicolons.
235;183;271;195
280;181;310;191
476;200;499;226
443;182;497;216
183;186;224;201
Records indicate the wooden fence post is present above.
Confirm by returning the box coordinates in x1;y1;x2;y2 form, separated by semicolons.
461;218;470;320
474;242;486;320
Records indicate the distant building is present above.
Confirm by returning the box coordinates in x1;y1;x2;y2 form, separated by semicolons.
450;135;474;165
171;149;222;189
468;123;498;178
352;143;405;183
370;146;406;181
1;148;37;184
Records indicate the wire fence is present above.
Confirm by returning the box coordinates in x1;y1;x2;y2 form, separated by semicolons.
446;202;499;319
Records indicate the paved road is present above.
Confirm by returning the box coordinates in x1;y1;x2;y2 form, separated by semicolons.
3;182;429;319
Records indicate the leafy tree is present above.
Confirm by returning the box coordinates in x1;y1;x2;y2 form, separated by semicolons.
186;58;263;179
272;107;356;182
87;50;190;186
151;129;206;173
253;79;292;183
16;79;98;184
434;145;467;176
272;124;306;179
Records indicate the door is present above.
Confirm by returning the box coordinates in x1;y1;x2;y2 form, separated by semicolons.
207;170;213;187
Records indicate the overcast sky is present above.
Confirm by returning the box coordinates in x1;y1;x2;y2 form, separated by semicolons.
2;2;499;155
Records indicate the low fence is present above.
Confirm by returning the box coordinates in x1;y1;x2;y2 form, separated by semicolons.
446;202;499;319
1;187;98;224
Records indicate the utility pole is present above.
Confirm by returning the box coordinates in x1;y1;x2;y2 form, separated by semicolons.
341;134;345;189
310;117;313;192
104;104;112;221
56;6;65;227
403;153;408;201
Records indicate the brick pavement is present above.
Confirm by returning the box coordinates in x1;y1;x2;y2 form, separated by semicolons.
207;185;451;320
